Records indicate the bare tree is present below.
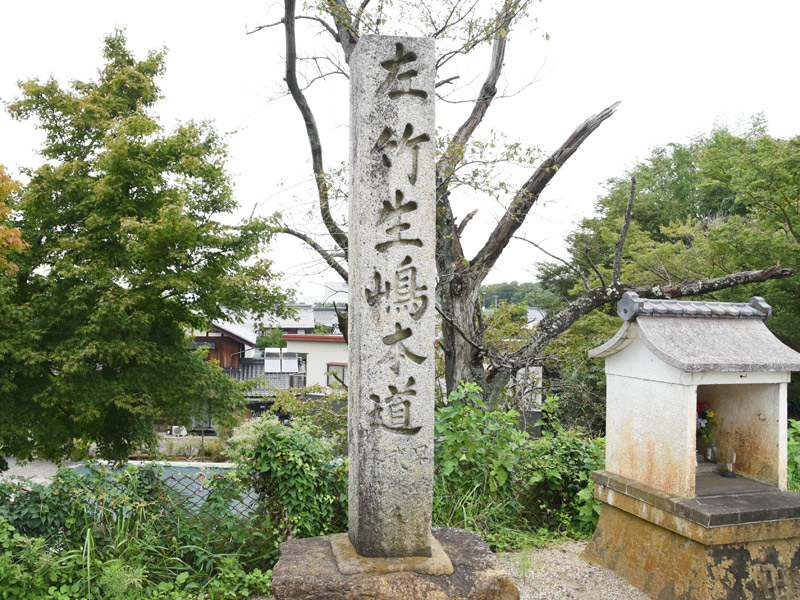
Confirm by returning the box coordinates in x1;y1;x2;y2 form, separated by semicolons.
253;0;794;405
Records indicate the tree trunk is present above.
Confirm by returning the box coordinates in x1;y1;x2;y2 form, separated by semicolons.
439;269;482;395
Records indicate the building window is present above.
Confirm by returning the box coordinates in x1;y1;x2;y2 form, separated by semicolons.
327;363;347;386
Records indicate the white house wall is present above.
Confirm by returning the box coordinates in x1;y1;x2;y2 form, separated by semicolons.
284;338;348;388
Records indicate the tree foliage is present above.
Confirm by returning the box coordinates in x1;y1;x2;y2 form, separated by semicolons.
538;120;800;415
480;281;559;309
0;31;291;468
257;329;287;349
0;167;26;275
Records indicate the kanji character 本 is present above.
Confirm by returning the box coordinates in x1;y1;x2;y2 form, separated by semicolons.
369;377;421;435
379;322;427;375
373;124;431;184
394;255;428;320
375;43;428;100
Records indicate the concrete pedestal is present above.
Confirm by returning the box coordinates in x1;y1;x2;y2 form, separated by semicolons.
272;527;520;600
584;470;800;599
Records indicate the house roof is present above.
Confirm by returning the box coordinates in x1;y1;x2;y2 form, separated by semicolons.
283;334;346;343
207;305;317;347
261;305;316;329
212;321;258;347
616;292;771;321
313;307;341;329
590;292;800;373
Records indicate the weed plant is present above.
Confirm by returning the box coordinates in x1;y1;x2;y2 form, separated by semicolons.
0;463;272;599
433;383;605;549
225;414;348;553
0;385;610;597
789;419;800;492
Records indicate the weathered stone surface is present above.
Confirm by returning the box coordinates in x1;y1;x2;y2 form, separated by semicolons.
593;471;800;544
272;527;520;600
348;34;437;558
331;533;454;575
584;503;800;600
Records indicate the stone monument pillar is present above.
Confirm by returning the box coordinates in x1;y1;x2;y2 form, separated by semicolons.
348;34;436;558
271;34;520;600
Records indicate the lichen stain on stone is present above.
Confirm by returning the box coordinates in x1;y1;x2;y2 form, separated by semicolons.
586;502;800;599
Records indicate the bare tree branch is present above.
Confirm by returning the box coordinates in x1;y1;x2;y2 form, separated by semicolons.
578;247;606;289
436;305;487;353
436;0;515;186
248;15;339;41
508;264;794;372
352;0;372;34
246;20;284;34
471;101;621;275
612;175;636;284
284;0;349;259
514;235;590;290
435;75;460;88
280;226;348;281
457;209;478;237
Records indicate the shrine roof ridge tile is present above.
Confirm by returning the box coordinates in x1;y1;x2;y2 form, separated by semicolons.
616;292;772;322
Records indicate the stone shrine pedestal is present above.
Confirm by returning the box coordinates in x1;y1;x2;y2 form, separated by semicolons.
272;527;519;600
583;470;800;599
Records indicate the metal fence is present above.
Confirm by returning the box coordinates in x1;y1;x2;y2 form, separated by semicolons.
161;472;258;514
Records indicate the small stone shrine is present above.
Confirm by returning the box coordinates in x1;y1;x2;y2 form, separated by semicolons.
583;292;800;599
271;34;518;599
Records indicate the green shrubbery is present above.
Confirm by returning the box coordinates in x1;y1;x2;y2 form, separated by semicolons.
789;419;800;492
225;415;348;552
0;464;272;600
0;385;608;597
433;383;605;548
516;397;605;537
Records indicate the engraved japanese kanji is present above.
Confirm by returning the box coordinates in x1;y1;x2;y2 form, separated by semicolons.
375;43;428;100
379;322;427;375
374;124;431;184
369;377;422;435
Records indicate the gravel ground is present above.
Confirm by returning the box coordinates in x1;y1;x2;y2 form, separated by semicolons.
254;540;648;600
497;539;649;600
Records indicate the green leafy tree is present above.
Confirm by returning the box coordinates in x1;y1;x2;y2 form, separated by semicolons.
310;321;331;334
480;281;559;310
0;31;291;469
257;328;288;349
537;121;800;416
0;166;26;275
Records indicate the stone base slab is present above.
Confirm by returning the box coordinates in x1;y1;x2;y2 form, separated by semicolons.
584;503;800;599
272;526;519;599
331;533;454;576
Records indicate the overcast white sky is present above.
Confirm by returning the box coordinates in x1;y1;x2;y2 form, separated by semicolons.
2;1;799;303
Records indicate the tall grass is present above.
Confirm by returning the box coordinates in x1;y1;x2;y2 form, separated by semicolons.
0;463;272;599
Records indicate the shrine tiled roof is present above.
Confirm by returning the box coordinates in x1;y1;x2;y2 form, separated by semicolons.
590;292;800;373
616;292;771;322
